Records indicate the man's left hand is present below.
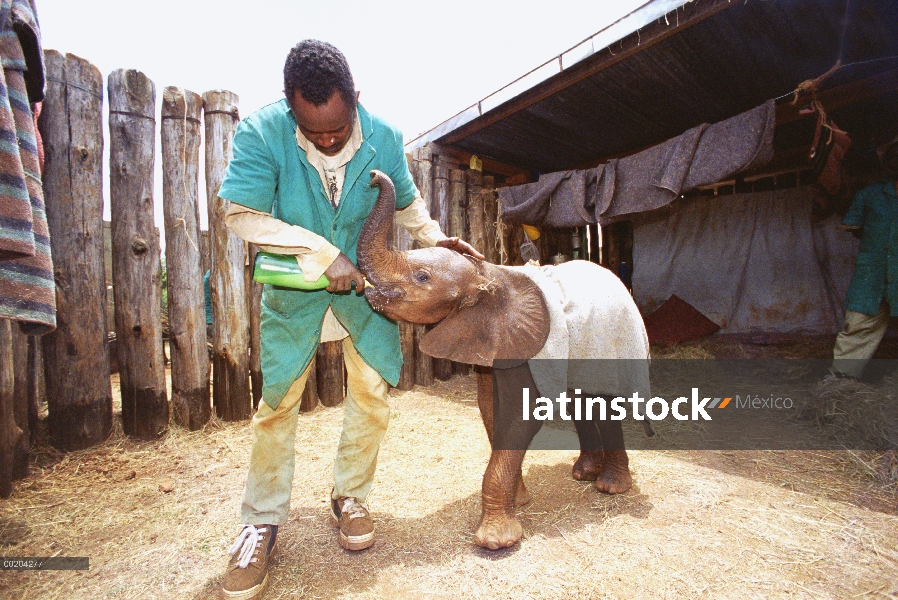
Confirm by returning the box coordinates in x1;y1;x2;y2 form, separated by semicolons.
436;237;485;260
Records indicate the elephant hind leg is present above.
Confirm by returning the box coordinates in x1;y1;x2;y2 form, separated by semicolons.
572;419;604;481
572;450;605;481
593;421;632;494
593;450;632;494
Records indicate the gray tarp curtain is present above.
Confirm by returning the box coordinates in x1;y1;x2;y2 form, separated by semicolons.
498;99;776;227
632;187;859;334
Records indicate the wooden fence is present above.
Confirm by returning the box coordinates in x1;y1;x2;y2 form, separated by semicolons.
2;50;588;498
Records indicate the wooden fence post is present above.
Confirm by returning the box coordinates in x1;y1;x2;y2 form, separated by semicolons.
430;163;453;380
108;69;168;440
316;341;345;407
161;86;210;430
299;354;318;412
449;168;471;376
39;51;112;450
26;336;42;445
10;327;29;479
200;230;211;275
203;90;252;421
246;244;263;408
466;170;485;258
481;176;499;264
0;319;20;497
410;149;433;387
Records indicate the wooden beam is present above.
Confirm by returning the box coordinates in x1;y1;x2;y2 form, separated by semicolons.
428;142;530;178
441;0;737;146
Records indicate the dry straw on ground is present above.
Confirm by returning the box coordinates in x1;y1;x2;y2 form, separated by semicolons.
1;335;897;599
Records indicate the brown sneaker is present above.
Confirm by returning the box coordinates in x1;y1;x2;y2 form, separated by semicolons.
330;497;374;551
222;524;277;600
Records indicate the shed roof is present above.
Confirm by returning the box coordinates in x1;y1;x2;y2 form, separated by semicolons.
407;0;898;175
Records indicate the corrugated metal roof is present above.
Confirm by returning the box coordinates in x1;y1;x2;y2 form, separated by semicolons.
409;0;898;174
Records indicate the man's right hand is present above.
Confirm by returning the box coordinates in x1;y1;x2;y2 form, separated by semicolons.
324;253;366;293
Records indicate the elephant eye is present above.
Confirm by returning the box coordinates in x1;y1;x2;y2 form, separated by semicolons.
414;271;430;284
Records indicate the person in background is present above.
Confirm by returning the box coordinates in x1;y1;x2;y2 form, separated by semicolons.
216;40;482;600
828;134;898;380
617;260;632;294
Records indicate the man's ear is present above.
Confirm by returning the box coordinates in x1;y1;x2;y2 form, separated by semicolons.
419;263;550;367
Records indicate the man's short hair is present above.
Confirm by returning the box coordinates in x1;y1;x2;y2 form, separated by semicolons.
284;40;356;107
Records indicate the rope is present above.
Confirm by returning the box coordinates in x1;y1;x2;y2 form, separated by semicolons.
790;60;842;105
173;88;199;254
772;55;898;103
45;76;104;100
161;115;201;125
109;109;155;122
204;109;239;120
176;217;199;252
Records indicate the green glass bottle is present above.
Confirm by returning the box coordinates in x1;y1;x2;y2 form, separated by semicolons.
252;251;330;290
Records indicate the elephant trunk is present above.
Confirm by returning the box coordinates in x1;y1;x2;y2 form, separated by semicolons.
358;170;408;306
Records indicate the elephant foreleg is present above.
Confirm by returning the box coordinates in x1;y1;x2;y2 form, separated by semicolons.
475;448;527;549
572;419;605;481
474;363;542;549
476;366;531;507
594;420;632;494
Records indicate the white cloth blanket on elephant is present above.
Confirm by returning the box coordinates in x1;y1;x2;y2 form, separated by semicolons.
517;261;652;405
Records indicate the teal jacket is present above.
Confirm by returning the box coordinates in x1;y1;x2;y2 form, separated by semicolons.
218;100;416;408
842;180;898;317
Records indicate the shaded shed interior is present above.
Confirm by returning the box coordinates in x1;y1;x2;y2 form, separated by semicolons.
434;0;898;175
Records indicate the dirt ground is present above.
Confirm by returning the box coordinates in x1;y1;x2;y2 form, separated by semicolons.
1;337;897;599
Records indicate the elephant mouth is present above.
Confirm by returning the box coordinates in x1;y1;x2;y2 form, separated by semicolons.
364;284;405;313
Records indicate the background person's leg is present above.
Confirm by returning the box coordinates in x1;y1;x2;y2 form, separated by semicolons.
832;302;890;378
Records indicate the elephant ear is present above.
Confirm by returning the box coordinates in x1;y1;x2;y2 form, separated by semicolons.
420;261;550;367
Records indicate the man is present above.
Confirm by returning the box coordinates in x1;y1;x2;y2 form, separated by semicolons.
218;40;482;600
828;134;898;380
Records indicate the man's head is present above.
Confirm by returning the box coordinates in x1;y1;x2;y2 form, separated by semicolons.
284;40;359;156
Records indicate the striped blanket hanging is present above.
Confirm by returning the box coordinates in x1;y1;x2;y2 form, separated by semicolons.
0;0;55;334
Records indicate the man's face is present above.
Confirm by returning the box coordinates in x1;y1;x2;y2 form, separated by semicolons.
290;89;357;156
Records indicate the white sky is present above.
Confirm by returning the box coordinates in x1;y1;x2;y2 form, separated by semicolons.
37;0;646;234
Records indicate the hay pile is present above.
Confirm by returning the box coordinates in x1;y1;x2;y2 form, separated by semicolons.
653;333;898;486
801;375;898;480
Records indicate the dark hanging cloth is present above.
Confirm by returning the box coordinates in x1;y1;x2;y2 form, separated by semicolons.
0;0;55;334
498;99;775;226
497;166;613;228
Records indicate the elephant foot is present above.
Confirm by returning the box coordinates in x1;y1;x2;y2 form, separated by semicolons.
571;449;605;481
514;478;532;507
474;513;523;550
593;450;632;495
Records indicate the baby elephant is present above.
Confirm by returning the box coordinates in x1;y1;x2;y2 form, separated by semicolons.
358;170;651;549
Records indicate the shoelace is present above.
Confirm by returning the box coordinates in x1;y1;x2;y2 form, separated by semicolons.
228;525;269;568
340;498;369;520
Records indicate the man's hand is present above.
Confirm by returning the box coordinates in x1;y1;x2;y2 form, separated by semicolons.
436;237;485;260
324;253;366;293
